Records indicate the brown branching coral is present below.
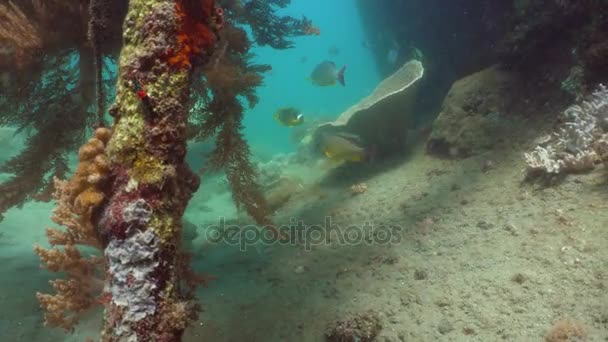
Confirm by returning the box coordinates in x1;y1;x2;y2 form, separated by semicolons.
34;128;111;331
0;0;121;219
190;0;312;229
0;1;42;69
0;0;126;71
0;0;85;70
0;51;99;221
197;56;273;225
227;0;316;49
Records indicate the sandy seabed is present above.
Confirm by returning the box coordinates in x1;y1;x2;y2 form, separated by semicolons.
0;125;607;342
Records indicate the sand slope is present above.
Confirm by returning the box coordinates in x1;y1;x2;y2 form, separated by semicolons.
0;121;606;341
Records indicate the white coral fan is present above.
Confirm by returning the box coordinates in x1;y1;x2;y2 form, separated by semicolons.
525;84;608;176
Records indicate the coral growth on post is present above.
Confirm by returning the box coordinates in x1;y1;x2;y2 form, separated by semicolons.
90;0;220;339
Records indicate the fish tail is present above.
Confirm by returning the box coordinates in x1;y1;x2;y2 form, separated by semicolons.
337;66;346;86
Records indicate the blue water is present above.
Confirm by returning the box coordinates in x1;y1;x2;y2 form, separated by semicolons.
242;0;380;156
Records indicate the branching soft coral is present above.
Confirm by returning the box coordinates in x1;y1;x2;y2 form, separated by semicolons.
0;53;85;220
0;1;42;69
189;1;314;228
225;0;317;49
191;28;271;227
0;46;118;221
0;0;126;72
34;127;111;331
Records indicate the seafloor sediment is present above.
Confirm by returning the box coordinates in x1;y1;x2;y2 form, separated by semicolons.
2;112;605;341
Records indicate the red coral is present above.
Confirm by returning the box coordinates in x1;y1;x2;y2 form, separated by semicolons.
168;0;218;69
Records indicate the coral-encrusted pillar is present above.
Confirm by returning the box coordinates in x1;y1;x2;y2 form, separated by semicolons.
95;0;217;340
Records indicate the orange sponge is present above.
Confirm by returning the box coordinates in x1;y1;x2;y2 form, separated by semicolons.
168;0;217;69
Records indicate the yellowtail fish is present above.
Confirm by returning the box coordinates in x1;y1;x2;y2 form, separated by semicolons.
274;107;304;127
318;132;368;163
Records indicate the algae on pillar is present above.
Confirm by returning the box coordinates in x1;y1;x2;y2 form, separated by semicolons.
96;0;220;340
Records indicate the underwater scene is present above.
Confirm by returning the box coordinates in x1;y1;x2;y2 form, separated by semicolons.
0;0;607;341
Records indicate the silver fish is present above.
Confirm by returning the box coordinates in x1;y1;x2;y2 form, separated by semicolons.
309;61;346;87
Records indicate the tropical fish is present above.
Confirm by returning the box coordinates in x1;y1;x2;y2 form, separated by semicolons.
274;107;304;127
328;45;340;56
309;61;346;87
318;132;368;163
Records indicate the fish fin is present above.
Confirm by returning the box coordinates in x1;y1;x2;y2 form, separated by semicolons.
337;66;346;86
334;131;361;143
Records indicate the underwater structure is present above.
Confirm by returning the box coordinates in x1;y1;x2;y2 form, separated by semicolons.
0;0;608;341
